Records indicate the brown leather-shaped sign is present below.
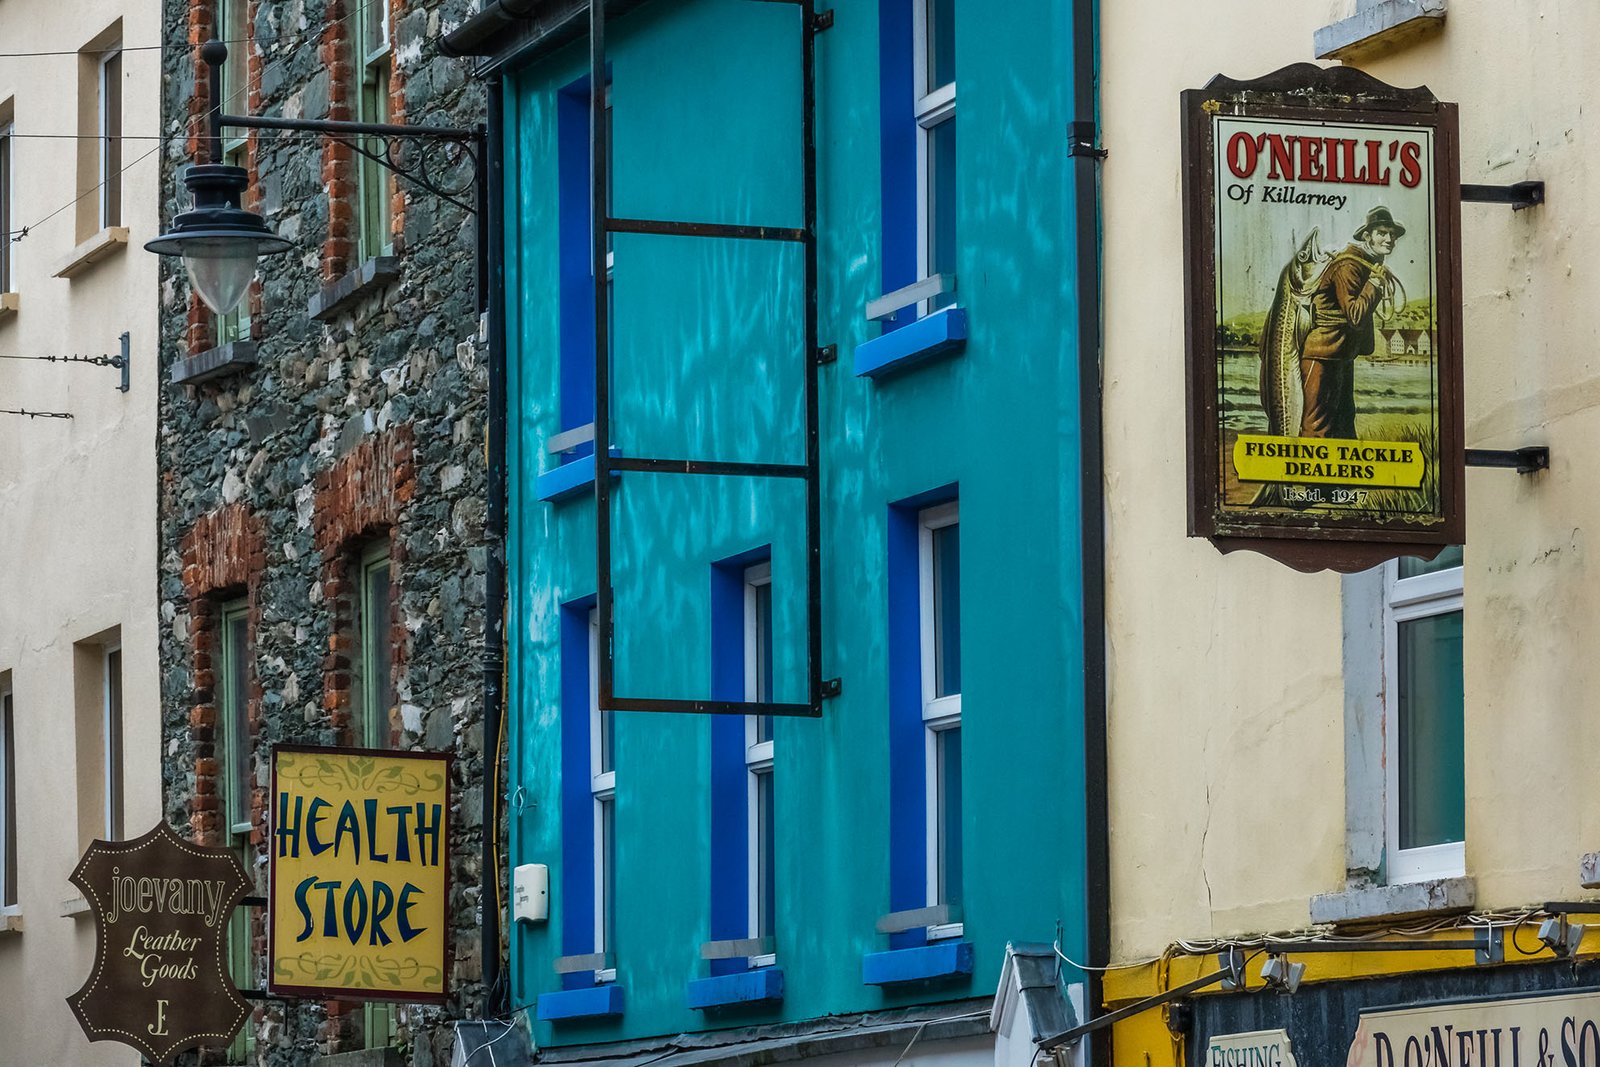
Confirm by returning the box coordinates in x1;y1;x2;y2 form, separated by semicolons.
67;821;252;1066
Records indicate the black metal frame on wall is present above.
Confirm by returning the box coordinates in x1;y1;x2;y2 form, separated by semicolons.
586;0;836;718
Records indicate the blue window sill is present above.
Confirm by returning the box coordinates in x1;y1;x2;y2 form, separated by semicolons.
854;307;968;379
536;983;625;1021
862;941;974;986
687;966;784;1010
537;447;621;503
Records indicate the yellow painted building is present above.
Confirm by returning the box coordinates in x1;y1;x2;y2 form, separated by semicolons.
1099;0;1600;1064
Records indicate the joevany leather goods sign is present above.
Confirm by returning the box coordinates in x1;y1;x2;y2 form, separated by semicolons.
1182;63;1465;572
67;820;252;1065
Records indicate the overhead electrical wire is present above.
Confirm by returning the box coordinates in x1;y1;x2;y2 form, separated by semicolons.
7;0;385;247
0;0;388;60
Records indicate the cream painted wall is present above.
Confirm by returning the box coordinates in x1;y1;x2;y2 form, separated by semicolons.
1103;0;1600;960
0;0;160;1056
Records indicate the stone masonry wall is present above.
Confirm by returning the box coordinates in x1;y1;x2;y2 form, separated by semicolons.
155;0;490;1060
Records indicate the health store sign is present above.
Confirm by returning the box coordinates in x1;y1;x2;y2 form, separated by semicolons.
1348;989;1600;1067
269;745;451;1002
1181;63;1465;572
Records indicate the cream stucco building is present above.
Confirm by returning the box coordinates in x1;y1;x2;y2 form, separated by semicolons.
1099;1;1600;1064
0;0;160;1058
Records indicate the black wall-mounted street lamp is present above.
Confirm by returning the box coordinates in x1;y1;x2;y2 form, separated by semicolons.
144;41;292;314
145;39;484;316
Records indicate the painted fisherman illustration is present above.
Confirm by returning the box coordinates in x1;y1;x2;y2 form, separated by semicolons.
1297;206;1407;438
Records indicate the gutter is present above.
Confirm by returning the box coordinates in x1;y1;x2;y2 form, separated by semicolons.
1068;0;1111;1065
480;75;511;1016
441;0;650;74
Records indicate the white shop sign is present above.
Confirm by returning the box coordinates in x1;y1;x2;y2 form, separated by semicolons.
1207;1029;1298;1067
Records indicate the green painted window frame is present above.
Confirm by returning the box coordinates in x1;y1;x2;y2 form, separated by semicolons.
218;597;254;1063
219;599;251;836
216;0;252;345
355;542;394;750
352;0;392;261
355;542;397;1048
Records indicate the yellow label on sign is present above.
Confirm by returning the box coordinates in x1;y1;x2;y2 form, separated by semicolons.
1232;434;1425;487
269;747;450;1001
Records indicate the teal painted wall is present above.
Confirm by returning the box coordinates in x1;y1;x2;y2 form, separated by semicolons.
506;0;1091;1045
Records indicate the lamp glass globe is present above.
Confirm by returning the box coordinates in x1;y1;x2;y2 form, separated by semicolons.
182;237;260;316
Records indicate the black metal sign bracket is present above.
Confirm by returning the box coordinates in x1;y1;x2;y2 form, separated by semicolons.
1461;181;1543;210
1466;447;1548;474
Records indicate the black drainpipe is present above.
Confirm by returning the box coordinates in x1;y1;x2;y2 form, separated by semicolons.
480;74;510;1018
1070;0;1110;1065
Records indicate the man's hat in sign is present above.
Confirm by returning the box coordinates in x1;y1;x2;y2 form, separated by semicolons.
1354;205;1406;241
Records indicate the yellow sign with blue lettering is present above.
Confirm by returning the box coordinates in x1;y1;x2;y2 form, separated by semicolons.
268;745;450;1002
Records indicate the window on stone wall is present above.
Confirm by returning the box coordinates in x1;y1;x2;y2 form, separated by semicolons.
353;0;392;260
352;541;395;751
218;596;256;1063
215;0;252;345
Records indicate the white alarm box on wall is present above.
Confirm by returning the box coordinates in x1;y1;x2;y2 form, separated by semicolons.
513;863;549;923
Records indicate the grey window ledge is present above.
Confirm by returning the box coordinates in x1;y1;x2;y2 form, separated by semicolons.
0;292;17;323
308;255;402;322
0;912;20;936
60;895;92;919
171;340;258;386
52;226;129;280
1310;875;1474;926
1314;0;1446;61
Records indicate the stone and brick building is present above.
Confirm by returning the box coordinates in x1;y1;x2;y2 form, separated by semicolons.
154;0;491;1061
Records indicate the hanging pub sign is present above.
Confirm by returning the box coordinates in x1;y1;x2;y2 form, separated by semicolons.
66;821;252;1066
269;745;451;1002
1182;64;1465;571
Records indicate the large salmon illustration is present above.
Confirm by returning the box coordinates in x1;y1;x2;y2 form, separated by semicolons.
1258;227;1326;436
1250;228;1327;508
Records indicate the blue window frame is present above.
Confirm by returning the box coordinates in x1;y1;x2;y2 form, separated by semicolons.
879;0;957;328
886;489;961;949
554;77;612;464
709;550;777;976
558;598;615;986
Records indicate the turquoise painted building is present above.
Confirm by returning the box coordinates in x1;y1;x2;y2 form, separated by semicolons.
451;0;1103;1057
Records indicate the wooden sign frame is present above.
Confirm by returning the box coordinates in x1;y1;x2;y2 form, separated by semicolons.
1182;63;1465;572
267;744;453;1004
66;821;252;1066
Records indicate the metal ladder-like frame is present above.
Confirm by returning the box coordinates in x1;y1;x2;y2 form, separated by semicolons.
589;0;836;717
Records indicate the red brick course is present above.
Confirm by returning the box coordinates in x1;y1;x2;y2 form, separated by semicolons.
313;424;414;750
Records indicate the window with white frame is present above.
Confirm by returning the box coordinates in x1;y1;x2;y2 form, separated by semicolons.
103;645;123;841
1;678;16;911
915;0;955;313
98;45;122;230
744;562;776;962
1383;546;1464;883
589;609;617;980
919;501;961;934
